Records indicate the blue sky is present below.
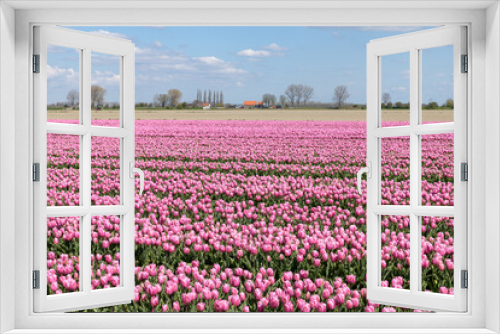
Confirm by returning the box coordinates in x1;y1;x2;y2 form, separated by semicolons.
47;26;453;105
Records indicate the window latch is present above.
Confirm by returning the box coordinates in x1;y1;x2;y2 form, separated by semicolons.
356;161;371;194
129;162;144;195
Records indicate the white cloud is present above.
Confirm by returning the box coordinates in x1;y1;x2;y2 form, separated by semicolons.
135;46;153;55
400;69;410;78
195;56;225;65
91;70;120;85
237;49;272;57
264;43;288;51
90;29;128;39
236;81;244;87
153;41;163;48
46;65;77;80
331;32;343;39
391;86;408;91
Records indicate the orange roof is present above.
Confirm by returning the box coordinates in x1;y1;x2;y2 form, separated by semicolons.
244;101;256;106
202;103;210;107
256;101;263;105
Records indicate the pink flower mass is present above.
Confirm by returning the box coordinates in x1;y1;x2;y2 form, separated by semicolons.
45;120;454;312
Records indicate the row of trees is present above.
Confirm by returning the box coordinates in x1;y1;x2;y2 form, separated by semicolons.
195;89;224;106
284;84;314;106
381;93;454;109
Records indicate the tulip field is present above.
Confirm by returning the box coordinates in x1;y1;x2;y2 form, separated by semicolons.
45;119;455;312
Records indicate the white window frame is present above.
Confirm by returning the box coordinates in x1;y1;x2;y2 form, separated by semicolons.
33;25;136;312
366;26;467;312
1;2;499;333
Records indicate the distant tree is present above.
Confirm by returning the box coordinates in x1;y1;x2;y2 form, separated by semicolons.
220;91;224;105
66;89;79;107
387;102;393;108
154;93;170;108
303;85;314;105
168;89;182;107
394;101;403;108
333;85;350;109
203;90;207;103
91;85;106;108
196;89;202;105
445;98;454;109
382;93;391;106
296;84;304;105
209;89;212;105
425;101;439;109
285;84;298;106
262;93;276;107
279;95;287;107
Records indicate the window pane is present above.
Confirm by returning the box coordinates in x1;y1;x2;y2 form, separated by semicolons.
380;215;410;290
47;216;80;295
91;215;121;290
381;136;410;205
91;52;120;127
47;44;80;125
47;134;80;206
380;52;410;127
420;216;454;295
91;137;120;205
421;45;454;124
421;133;454;206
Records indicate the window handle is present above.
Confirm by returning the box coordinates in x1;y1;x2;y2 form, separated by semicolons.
129;162;144;195
356;162;371;195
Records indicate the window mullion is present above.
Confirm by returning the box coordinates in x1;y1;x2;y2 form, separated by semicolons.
81;47;92;294
409;47;420;295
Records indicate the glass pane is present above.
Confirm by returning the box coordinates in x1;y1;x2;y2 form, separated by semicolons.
91;52;121;127
91;215;121;290
421;133;454;206
380;215;410;290
47;216;80;295
380;136;410;205
47;134;80;207
421;45;454;124
420;216;454;295
380;52;410;127
91;137;120;205
47;44;80;125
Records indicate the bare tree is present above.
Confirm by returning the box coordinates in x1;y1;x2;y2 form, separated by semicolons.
279;95;287;107
303;85;314;105
203;90;207;103
220;91;224;105
296;84;304;105
208;89;212;105
91;85;106;108
285;84;298;106
333;85;350;109
196;89;202;105
382;93;391;105
66;89;79;107
262;93;277;107
168;89;182;107
155;93;170;108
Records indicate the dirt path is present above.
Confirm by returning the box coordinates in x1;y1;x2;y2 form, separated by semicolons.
47;109;454;122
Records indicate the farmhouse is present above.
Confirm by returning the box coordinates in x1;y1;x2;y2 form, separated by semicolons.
202;103;210;110
243;101;264;108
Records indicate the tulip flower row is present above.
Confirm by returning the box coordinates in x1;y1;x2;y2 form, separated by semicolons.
45;120;455;312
